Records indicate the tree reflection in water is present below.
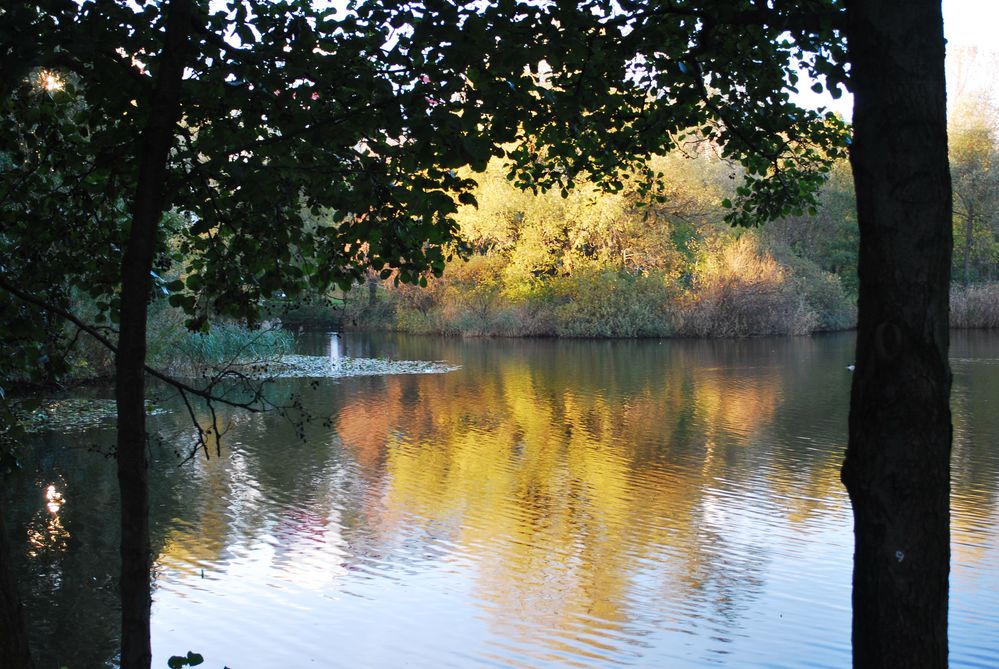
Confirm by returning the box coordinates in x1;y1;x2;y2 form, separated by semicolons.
6;332;999;667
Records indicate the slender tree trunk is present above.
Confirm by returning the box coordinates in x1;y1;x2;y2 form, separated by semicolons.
367;270;379;306
0;500;33;669
962;204;973;287
116;1;191;667
842;1;952;667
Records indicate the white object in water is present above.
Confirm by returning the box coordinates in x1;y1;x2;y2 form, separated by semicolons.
329;332;342;368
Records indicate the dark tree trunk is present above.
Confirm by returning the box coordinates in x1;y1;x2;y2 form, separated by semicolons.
0;501;33;669
842;1;952;667
116;1;191;667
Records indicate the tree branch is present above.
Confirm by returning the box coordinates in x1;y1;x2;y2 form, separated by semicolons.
0;274;270;413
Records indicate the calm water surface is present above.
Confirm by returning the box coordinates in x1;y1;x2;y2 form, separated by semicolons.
6;332;999;668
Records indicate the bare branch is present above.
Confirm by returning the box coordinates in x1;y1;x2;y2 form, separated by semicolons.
0;274;270;412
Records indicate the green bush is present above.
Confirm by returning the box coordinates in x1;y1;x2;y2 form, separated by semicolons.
348;240;852;339
266;297;344;330
319;149;869;340
548;269;674;337
379;258;676;338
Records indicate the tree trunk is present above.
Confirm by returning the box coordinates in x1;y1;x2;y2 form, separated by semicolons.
116;1;191;668
0;500;33;669
842;1;953;667
367;271;379;306
962;203;973;287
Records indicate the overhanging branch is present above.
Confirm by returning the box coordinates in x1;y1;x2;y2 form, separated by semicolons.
0;273;269;413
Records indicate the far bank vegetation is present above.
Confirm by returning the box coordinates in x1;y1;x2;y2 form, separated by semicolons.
343;149;859;338
337;93;999;339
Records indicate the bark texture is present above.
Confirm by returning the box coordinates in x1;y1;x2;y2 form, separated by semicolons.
116;1;192;667
842;1;952;667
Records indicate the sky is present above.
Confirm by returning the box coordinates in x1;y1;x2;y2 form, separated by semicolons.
798;0;999;118
944;0;999;48
200;0;996;120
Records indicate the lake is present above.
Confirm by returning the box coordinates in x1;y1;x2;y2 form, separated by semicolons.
6;331;999;668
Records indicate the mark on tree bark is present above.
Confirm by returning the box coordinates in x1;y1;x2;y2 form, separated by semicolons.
875;321;904;362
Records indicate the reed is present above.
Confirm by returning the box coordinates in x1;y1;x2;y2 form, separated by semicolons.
951;283;999;329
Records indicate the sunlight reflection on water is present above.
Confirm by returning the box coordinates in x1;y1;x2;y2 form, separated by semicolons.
8;331;999;668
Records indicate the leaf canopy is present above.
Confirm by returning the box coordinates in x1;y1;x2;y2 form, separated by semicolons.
1;0;849;327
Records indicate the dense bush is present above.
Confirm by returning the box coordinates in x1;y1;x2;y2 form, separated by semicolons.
547;269;675;337
265;297;345;330
384;258;676;337
765;241;857;331
394;259;546;336
674;237;819;337
5;296;297;388
49;301;294;383
334;152;863;338
360;237;848;338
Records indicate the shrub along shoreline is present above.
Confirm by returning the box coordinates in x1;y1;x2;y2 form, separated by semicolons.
330;153;859;339
339;236;858;339
336;271;999;339
7;303;297;391
15;278;998;397
328;147;998;339
951;283;999;329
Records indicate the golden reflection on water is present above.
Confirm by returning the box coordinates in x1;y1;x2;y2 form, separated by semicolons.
331;345;844;659
45;484;64;514
157;419;235;574
141;334;999;667
27;484;70;558
949;354;999;574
